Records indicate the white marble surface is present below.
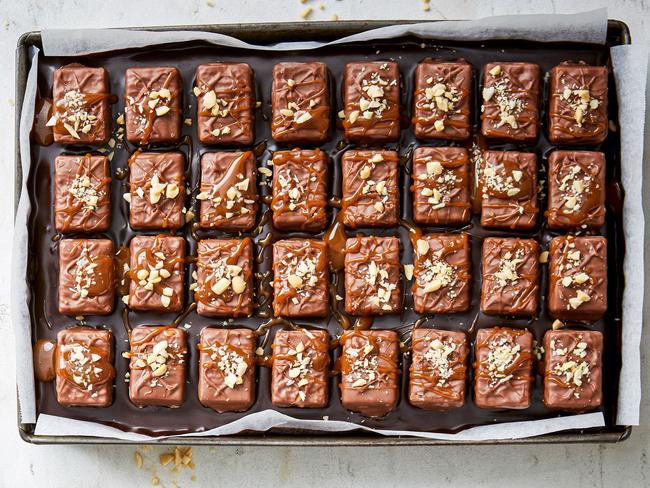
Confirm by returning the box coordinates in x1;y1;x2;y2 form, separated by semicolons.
1;1;649;487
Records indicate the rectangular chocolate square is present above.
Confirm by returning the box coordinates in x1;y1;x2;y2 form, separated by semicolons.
474;327;534;409
271;149;328;232
548;235;607;322
195;238;254;318
125;66;182;145
340;329;400;417
343;61;400;143
271;62;330;144
548;63;608;145
546;151;606;230
543;329;603;411
344;236;402;316
409;328;468;410
272;239;329;318
271;329;330;408
195;63;255;145
54;154;111;233
480;62;540;142
480;150;538;230
413;60;472;140
481;237;539;316
412;233;471;314
198;327;256;412
341;150;399;228
128;151;186;230
128;235;185;312
58;238;115;316
127;326;187;408
56;327;114;407
198;151;258;231
51;64;111;145
411;147;471;226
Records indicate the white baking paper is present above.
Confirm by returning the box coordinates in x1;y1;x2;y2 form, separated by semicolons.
13;8;646;440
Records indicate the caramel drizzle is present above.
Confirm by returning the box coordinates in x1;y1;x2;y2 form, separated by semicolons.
128;152;185;228
198;69;254;138
341;151;399;225
409;335;467;401
473;328;533;387
338;330;399;393
126;69;180;145
128;236;184;309
52;91;112;141
200;152;258;229
273;240;328;316
550;67;606;136
271;66;329;139
64;240;114;299
198;332;255;393
56;154;111;232
342;66;400;137
194;238;252;316
55;341;115;391
270;149;328;229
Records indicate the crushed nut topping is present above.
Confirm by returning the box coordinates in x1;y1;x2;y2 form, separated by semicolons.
416;239;458;295
422;338;458;386
70;246;101;298
199;254;247;300
482;163;523;199
353;67;397;122
481;65;525;129
417;157;460;210
560;84;601;127
61;343;106;394
68;173;101;211
124;336;185;388
364;258;398;311
486;336;521;387
493;249;525;288
359;153;391;211
280;252;319;306
134;251;175;308
276;170;305;212
345;339;380;389
558;245;592;310
558;164;594;213
196;163;253;220
207;344;248;389
135;172;180;206
47;90;97;139
421;77;460;131
126;85;173;131
550;337;591;396
284;338;316;402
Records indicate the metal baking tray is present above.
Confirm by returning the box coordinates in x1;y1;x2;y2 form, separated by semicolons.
14;19;633;446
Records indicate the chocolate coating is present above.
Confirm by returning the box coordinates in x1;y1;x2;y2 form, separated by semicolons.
272;239;329;318
199;151;258;231
413;233;471;314
125;66;182;145
58;238;115;315
271;149;328;232
271;62;330;144
344;236;402;316
341;149;399;228
128;326;187;408
546;150;606;230
54;154;111;233
481;237;539;317
195;238;254;318
128;151;186;230
128;235;185;312
195;63;255;145
411;146;471;226
480;150;538;230
409;328;468;410
413;59;472;140
342;61;400;143
548;235;607;322
56;327;115;407
271;329;330;408
473;327;534;409
480;62;540;142
52;64;112;145
198;327;256;413
543;329;603;411
340;329;399;417
548;62;608;144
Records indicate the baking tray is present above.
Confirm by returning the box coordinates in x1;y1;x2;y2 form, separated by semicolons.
14;19;633;446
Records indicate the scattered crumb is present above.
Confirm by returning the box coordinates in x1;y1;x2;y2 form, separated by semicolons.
1;19;9;30
134;451;144;469
206;0;215;7
318;2;325;10
183;118;192;126
331;13;339;21
300;6;313;19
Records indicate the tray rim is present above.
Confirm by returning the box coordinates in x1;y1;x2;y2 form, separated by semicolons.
14;18;633;446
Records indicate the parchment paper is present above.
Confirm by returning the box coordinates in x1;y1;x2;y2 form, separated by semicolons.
14;8;646;440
